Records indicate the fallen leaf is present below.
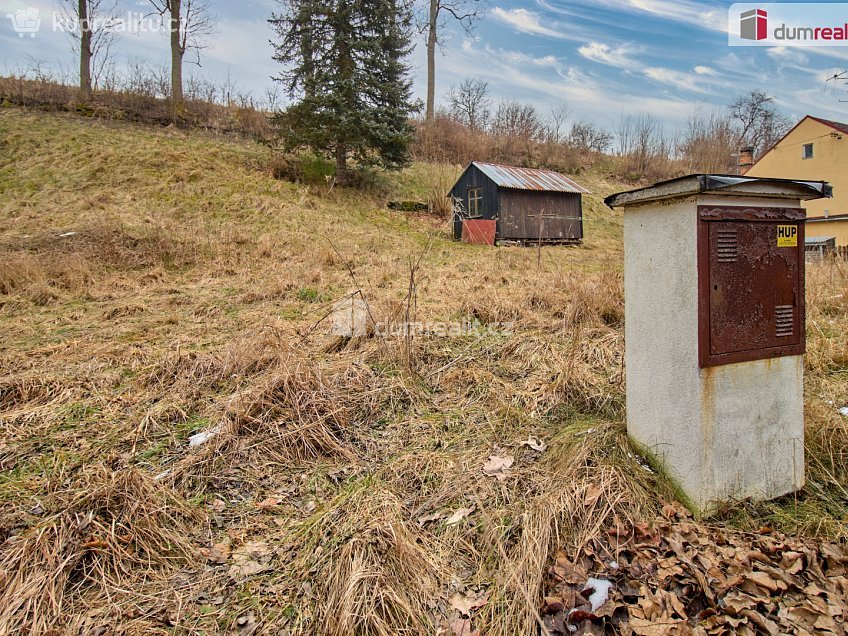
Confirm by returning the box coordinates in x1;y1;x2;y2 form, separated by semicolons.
519;436;547;452
449;618;473;636
628;616;678;635
780;551;804;574
417;511;447;526
256;497;282;511
228;541;272;580
236;612;258;634
744;570;783;593
549;555;588;585
445;506;475;526
450;589;490;616
583;483;602;505
201;537;231;564
720;590;759;615
740;609;780;636
541;596;565;615
482;455;514;481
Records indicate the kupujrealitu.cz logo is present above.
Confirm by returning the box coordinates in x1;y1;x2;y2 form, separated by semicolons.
731;3;848;46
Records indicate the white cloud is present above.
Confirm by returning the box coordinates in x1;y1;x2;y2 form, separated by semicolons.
490;7;566;39
644;66;713;94
578;40;717;95
484;45;560;68
577;42;641;69
766;47;792;60
436;34;700;128
574;0;726;33
766;47;810;68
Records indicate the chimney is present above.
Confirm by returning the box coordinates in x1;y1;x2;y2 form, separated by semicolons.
738;146;754;175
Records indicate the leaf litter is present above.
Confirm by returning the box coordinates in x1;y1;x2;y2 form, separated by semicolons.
542;504;848;635
482;454;514;481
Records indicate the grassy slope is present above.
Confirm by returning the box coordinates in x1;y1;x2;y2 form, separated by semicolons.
0;107;845;635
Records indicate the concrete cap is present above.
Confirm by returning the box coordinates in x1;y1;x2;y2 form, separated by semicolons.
605;174;832;209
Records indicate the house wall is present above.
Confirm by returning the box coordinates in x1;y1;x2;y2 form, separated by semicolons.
747;117;848;243
498;190;583;241
806;218;848;245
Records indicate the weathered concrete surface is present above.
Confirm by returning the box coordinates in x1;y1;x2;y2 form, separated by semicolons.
623;194;805;513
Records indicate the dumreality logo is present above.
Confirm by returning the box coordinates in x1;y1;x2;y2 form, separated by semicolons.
740;8;768;41
731;3;848;46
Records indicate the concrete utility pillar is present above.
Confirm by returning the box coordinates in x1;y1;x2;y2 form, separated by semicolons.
606;175;832;513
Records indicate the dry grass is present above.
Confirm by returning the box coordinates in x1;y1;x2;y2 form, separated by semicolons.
0;106;845;634
0;463;198;634
283;481;448;634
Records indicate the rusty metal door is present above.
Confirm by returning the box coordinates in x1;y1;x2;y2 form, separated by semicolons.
698;206;805;367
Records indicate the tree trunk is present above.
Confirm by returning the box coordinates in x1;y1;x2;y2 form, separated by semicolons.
170;0;184;114
335;143;348;185
425;0;437;124
79;0;92;100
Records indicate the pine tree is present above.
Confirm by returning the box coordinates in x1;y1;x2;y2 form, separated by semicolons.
270;0;417;183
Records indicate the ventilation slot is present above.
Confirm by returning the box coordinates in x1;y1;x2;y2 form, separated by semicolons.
716;230;738;263
775;305;794;337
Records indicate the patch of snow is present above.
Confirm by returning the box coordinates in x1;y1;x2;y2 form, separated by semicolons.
583;578;614;612
189;425;221;447
59;231;77;238
839;407;848;417
609;560;619;570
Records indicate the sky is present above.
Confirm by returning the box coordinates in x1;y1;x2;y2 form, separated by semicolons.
3;0;848;131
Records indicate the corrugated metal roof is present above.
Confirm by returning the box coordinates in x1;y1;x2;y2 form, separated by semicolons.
472;162;590;194
805;236;836;244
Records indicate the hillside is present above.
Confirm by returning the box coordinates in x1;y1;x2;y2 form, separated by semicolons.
0;107;846;635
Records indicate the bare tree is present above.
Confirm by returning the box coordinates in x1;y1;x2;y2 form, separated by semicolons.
446;78;490;130
147;0;216;112
546;102;572;144
491;100;543;139
490;100;543;161
729;91;791;158
568;121;613;154
59;0;118;100
421;0;486;124
616;113;673;175
679;108;737;173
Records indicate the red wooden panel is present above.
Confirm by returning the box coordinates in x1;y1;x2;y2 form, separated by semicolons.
461;219;496;246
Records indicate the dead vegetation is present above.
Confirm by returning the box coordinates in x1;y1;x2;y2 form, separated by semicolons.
0;463;198;634
0;107;845;634
543;504;848;635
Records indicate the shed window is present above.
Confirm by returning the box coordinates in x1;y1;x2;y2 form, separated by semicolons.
468;188;482;215
803;143;814;159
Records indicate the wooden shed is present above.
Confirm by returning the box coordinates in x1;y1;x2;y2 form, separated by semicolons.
449;162;590;244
